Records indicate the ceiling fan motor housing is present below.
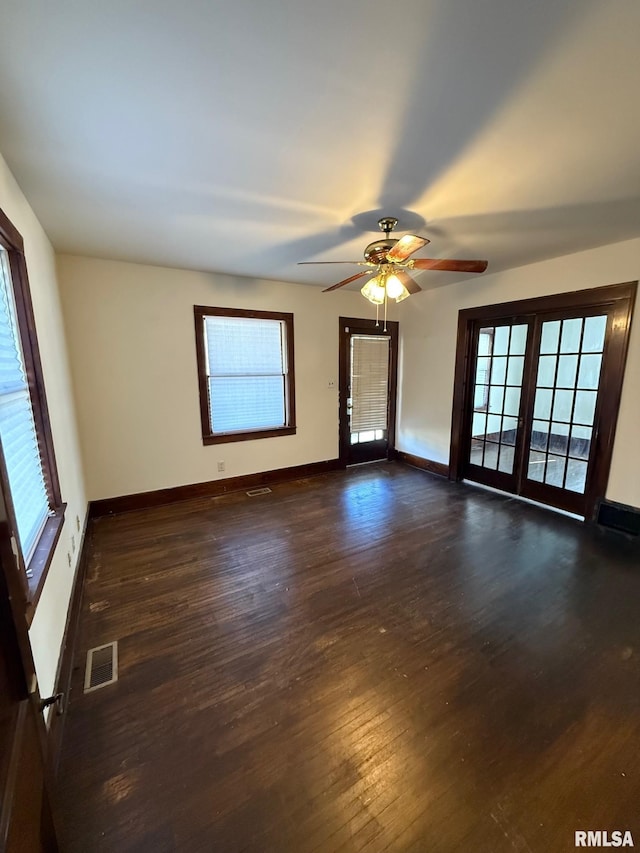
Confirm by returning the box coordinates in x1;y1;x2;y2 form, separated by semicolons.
364;238;398;264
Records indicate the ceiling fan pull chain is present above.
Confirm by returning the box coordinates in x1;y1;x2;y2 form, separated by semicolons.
383;289;388;332
376;302;380;327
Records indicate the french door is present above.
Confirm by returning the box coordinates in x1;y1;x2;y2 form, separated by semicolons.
452;282;636;518
339;317;399;465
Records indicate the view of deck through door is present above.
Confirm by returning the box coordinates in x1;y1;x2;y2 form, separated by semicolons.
451;282;636;519
339;317;398;465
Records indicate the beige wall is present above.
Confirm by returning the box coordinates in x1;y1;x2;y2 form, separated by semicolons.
0;154;87;698
58;255;393;501
397;237;640;508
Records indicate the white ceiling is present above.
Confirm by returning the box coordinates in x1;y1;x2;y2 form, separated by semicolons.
0;0;639;291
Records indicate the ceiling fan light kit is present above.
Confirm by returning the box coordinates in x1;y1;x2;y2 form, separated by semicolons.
299;216;489;315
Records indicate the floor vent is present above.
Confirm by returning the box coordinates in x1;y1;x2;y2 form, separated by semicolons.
597;500;640;537
84;641;118;693
246;487;272;497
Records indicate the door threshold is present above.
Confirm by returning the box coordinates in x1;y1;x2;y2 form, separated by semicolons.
347;459;390;468
462;479;585;521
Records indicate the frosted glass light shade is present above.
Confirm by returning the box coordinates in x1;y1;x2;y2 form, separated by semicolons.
361;277;385;304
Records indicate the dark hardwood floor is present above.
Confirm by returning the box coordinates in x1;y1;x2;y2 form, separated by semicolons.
57;462;640;852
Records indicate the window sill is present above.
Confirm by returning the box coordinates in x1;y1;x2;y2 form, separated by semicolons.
203;426;296;445
25;504;66;626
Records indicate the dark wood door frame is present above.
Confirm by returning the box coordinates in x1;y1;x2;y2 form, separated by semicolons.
338;317;399;467
449;281;637;520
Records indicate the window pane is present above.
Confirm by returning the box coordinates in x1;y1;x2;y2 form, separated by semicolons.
494;326;510;355
209;375;285;432
540;320;561;354
490;356;507;385
560;318;583;353
549;422;570;455
509;325;527;355
483;442;499;470
577;353;602;390
488;386;504;414
476;356;491;384
582;315;607;353
552;389;574;422
545;454;567;487
474;385;489;410
206;316;284;375
478;329;493;356
569;425;592;460
506;356;524;386
470;439;484;465
503;386;521;416
528;451;546;482
500;416;518;446
498;444;515;474
537;356;556;387
531;420;549;452
472;412;487;437
534;388;552;420
565;459;588;493
574;390;597;426
556;355;578;388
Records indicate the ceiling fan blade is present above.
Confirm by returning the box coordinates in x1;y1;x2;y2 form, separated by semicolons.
322;271;373;292
386;234;430;263
411;258;488;273
298;261;364;265
394;271;422;295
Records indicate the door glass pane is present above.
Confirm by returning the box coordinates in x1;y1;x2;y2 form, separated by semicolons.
574;390;597;425
528;451;546;482
556;355;578;388
545;454;567;487
494;326;510;355
582;315;607;352
510;325;527;355
577;353;602;389
525;315;606;495
531;420;550;452
491;356;507;385
498;444;515;474
537;355;556;386
483;442;499;470
560;318;583;353
552;389;574;422
503;386;521;416
506;356;524;386
540;320;561;354
467;323;528;475
534;388;552;420
500;417;518;445
566;459;588;493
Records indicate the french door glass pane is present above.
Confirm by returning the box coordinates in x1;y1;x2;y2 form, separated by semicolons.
525;315;606;494
468;323;528;476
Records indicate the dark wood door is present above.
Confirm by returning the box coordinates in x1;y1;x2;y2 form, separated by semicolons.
339;317;398;466
456;283;636;519
0;482;60;851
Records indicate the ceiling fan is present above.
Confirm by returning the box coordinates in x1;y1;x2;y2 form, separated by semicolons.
299;217;488;305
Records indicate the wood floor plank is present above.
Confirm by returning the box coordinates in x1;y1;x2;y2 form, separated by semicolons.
57;463;640;852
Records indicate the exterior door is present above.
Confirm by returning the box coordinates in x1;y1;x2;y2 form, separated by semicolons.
339;317;398;465
454;282;636;519
0;479;60;851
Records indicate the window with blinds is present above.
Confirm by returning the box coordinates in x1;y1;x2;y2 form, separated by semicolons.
0;246;50;563
350;334;390;434
195;307;296;444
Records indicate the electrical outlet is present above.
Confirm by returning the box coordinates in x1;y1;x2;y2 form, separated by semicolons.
217;461;225;472
328;379;336;389
71;535;76;553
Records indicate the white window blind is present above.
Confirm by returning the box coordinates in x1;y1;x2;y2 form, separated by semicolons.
0;247;49;562
204;315;288;433
350;335;390;432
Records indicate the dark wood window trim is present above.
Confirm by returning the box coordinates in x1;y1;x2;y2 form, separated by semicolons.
194;305;296;445
449;281;637;520
0;207;65;623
